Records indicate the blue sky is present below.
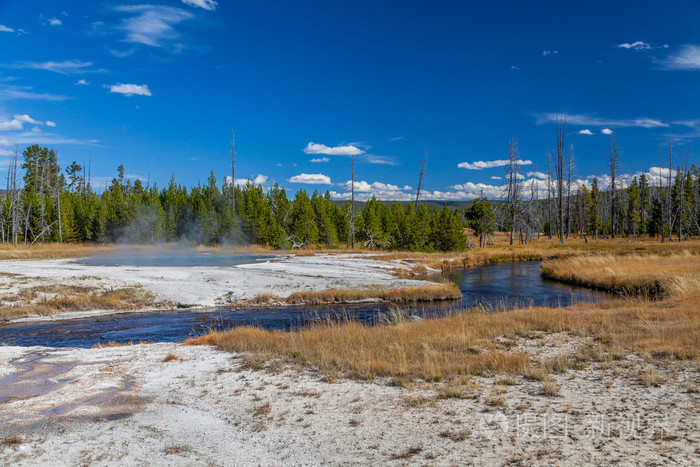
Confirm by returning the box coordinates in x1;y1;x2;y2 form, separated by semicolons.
1;1;699;200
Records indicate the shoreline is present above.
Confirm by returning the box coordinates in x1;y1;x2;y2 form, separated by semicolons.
1;253;447;323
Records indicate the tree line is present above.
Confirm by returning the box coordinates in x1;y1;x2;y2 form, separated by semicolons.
468;132;700;245
2;140;698;250
0;145;467;250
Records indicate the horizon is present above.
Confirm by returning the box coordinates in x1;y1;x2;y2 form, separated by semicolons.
1;1;699;200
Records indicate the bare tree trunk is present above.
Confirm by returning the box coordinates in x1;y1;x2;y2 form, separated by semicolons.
56;164;63;243
348;154;355;249
546;151;553;239
555;114;566;244
667;141;673;242
231;129;235;213
608;136;619;239
566;144;574;239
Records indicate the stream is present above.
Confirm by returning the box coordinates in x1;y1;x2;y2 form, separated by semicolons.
0;262;608;348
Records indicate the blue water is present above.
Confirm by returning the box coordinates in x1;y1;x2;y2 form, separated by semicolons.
0;262;608;348
76;249;276;267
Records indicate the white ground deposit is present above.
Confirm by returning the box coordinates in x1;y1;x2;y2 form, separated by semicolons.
1;253;436;322
0;340;697;465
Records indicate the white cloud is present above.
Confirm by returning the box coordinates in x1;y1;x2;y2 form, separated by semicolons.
0;114;52;131
45;121;56;127
108;83;152;97
115;5;193;48
181;0;218;10
602;128;613;135
0;119;22;131
457;159;533;170
659;45;700;70
344;180;405;192
616;41;651;51
579;129;594;135
48;18;62;26
253;174;268;185
11;60;100;75
310;157;330;163
449;182;506;199
288;173;331;184
542;50;558;56
536;112;669;129
14;114;41;124
75;79;89;85
303;142;364;156
490;176;501;180
0;25;14;33
511;65;520;71
527;171;548;179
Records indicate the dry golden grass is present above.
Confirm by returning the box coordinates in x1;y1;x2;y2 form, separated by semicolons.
0;243;117;260
542;251;700;298
0;285;154;321
238;283;461;307
286;283;461;304
190;293;699;383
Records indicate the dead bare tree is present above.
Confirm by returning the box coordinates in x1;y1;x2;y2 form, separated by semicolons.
504;139;530;245
546;151;553;239
347;154;355;248
555;114;566;245
231;129;235;213
666;139;674;242
566;144;574;239
414;149;427;208
608;135;620;239
55;155;63;243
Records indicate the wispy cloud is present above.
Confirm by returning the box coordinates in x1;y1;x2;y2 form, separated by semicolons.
536;112;669;128
0;86;71;101
578;129;594;135
457;159;533;170
388;136;404;141
6;131;99;146
181;0;218;10
0;25;14;33
288;173;331;184
511;65;520;71
659;45;700;70
9;60;102;75
108;83;152;96
363;154;398;165
310;157;329;163
74;79;89;85
616;41;668;51
115;5;193;48
542;50;558;56
48;17;62;26
303;142;364;156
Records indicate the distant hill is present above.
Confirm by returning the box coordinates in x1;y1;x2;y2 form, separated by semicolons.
331;199;477;210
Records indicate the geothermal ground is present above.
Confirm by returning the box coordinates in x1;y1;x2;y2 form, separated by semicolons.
1;253;435;322
0;340;697;465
